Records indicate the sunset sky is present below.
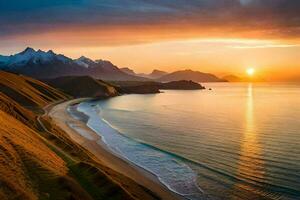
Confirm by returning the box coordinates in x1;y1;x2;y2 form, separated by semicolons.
1;0;300;81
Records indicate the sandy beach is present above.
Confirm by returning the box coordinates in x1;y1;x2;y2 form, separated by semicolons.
48;99;182;200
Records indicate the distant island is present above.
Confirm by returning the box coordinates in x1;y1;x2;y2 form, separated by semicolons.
113;80;205;94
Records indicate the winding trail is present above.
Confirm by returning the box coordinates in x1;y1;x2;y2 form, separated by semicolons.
36;100;76;162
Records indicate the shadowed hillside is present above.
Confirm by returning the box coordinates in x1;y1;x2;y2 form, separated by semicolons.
114;80;205;94
45;76;118;98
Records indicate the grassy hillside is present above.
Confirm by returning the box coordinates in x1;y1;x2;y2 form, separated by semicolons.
0;109;71;200
0;93;37;129
0;71;69;109
0;71;156;200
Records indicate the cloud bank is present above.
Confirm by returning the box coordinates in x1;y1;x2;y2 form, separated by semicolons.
1;0;300;44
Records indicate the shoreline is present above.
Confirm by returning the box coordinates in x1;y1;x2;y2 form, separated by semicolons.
48;98;183;200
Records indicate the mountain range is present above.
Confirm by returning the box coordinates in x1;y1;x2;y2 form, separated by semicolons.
120;67;226;82
0;47;226;82
0;47;146;81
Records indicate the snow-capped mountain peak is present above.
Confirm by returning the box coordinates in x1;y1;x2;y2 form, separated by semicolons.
95;59;119;71
20;47;36;55
0;47;72;69
78;56;95;63
74;56;95;68
9;47;40;65
47;50;55;54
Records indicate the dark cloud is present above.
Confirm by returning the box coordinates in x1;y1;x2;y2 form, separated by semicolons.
1;0;300;39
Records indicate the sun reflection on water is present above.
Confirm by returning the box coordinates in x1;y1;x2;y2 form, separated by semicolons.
232;84;265;199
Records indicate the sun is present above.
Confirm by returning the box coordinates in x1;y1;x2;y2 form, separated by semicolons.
246;68;255;76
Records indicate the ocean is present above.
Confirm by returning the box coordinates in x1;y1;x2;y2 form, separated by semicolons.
73;83;300;200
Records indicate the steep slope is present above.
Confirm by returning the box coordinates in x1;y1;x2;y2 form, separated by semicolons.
0;109;70;200
157;69;225;82
45;76;119;98
90;60;147;81
0;93;36;128
0;48;147;81
0;71;69;108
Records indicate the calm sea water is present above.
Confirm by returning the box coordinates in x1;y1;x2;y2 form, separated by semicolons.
76;83;300;200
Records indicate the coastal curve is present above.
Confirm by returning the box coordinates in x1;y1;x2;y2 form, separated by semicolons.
48;99;184;200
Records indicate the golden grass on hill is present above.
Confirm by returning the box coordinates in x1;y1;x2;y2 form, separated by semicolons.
0;71;69;108
0;110;67;200
0;93;36;129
